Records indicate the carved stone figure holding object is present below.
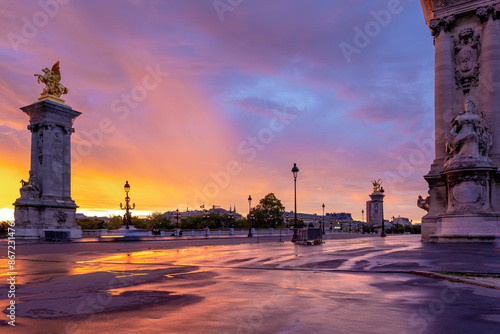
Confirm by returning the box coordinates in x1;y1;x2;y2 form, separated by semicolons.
34;61;68;99
444;99;492;169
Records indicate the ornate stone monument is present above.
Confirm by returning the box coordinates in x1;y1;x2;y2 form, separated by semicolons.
419;1;500;242
13;61;82;239
368;180;386;236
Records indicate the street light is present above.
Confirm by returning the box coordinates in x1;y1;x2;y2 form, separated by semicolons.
120;180;135;229
322;203;325;235
228;210;234;228
248;195;253;237
381;187;386;237
203;209;209;228
290;163;299;243
362;209;365;234
174;209;181;229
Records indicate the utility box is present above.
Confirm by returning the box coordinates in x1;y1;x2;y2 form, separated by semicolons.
296;228;323;245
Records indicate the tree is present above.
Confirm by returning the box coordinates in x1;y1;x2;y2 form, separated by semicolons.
76;219;101;229
132;212;173;230
252;193;285;228
107;215;123;230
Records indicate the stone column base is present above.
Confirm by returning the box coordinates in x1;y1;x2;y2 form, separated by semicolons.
430;214;499;243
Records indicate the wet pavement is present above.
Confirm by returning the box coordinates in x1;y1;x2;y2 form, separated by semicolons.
1;234;500;333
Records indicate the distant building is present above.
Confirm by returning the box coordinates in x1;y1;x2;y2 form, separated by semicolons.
366;201;373;225
392;217;412;226
163;205;242;221
76;213;110;222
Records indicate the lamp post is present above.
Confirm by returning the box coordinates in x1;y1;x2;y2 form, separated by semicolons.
362;209;365;234
120;180;135;229
203;209;209;228
228;211;234;228
248;195;253;237
322;203;325;234
380;187;386;237
291;163;299;242
174;209;181;229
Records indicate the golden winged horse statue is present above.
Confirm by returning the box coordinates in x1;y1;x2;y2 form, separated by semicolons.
34;61;68;99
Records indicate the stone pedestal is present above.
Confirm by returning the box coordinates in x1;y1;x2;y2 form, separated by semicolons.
13;99;82;239
369;192;385;230
431;166;499;242
419;0;500;242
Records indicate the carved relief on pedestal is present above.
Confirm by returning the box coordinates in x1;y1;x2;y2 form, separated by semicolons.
447;172;489;213
54;210;68;227
52;128;63;162
454;28;480;94
37;130;43;164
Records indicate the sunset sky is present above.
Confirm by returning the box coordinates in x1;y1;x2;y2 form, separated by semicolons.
0;0;435;222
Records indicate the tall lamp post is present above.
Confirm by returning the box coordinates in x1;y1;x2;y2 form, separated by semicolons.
291;163;299;242
174;209;181;229
322;203;325;234
120;181;135;229
228;210;234;228
203;209;209;228
362;209;365;234
248;195;253;237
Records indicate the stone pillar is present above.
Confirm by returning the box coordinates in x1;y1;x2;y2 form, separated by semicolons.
14;99;82;239
419;1;500;242
479;5;500;164
369;192;385;231
432;16;455;168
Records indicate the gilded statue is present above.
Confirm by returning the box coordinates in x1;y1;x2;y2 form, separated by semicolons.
372;179;382;193
34;61;68;99
19;170;41;200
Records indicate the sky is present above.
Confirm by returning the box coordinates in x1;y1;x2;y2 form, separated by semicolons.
0;0;436;222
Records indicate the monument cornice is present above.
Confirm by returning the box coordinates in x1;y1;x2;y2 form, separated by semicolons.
21;99;81;127
421;0;498;24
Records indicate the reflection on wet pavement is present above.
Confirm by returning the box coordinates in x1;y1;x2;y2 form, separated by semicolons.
1;235;500;333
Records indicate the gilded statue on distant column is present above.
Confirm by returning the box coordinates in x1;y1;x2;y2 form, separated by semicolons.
34;61;68;100
372;179;382;193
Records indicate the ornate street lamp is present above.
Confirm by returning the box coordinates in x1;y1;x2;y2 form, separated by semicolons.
120;180;135;229
291;163;299;242
322;203;325;234
174;209;181;229
381;187;386;237
248;195;253;237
